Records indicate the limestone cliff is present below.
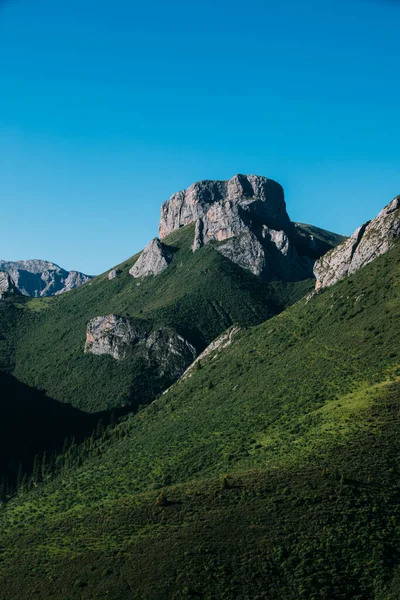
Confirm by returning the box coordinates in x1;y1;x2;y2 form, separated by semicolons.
84;315;197;381
314;195;400;291
129;238;172;278
158;174;342;281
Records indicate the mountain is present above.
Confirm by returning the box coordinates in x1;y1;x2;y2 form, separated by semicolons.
0;175;343;415
0;259;92;297
158;174;344;280
0;192;398;599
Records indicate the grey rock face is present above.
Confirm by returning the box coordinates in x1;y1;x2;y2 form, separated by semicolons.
314;196;400;291
159;174;290;239
84;314;197;380
0;259;92;297
129;238;172;278
181;325;241;381
108;268;121;280
145;328;197;379
158;174;338;281
84;315;150;360
0;272;19;299
217;231;267;276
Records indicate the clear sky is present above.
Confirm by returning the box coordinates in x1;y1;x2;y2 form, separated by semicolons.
1;0;399;274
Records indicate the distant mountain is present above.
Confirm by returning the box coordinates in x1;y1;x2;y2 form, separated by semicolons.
0;259;92;297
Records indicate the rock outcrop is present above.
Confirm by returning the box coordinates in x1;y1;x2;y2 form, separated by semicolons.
159;174;340;281
216;232;267;276
0;272;19;300
314;196;400;291
84;315;150;360
181;325;241;381
129;238;172;278
84;315;197;378
0;259;92;297
108;268;121;280
145;328;197;379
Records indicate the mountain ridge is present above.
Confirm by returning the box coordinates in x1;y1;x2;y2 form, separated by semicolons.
0;258;92;297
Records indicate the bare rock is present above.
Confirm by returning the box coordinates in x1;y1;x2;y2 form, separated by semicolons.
181;325;241;381
216;231;267;276
159;174;289;239
129;238;172;278
0;259;92;297
159;174;335;281
108;268;121;280
0;272;19;299
84;314;150;360
145;328;197;379
84;316;196;380
314;196;400;290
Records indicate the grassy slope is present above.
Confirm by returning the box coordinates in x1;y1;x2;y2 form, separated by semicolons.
0;224;315;413
1;242;399;599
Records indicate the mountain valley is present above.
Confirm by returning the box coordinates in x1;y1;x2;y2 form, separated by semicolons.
0;175;399;600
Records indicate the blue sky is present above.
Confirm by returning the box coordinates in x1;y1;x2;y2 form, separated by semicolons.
1;0;399;274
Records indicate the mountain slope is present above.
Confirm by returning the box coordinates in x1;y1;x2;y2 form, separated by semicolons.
0;223;331;413
0;176;344;414
0;259;92;297
1;240;399;599
0;372;103;485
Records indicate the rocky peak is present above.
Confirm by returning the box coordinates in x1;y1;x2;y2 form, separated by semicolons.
129;238;172;278
0;272;19;300
314;195;400;291
157;174;340;281
0;259;92;297
159;174;290;239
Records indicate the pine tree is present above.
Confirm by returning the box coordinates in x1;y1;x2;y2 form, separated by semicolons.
16;463;24;491
32;454;41;486
41;451;47;481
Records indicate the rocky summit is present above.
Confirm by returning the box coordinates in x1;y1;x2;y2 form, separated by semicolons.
0;259;92;297
157;174;344;281
314;195;400;290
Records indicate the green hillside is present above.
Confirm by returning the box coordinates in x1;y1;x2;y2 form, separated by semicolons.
0;223;325;413
1;241;399;600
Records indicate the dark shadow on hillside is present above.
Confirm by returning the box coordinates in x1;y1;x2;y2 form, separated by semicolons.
0;371;115;482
